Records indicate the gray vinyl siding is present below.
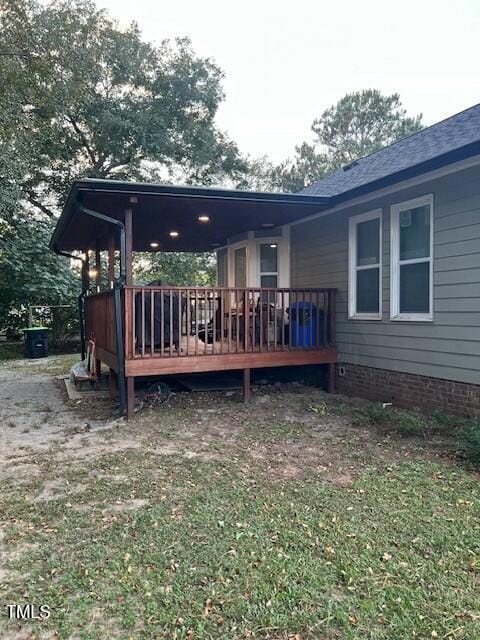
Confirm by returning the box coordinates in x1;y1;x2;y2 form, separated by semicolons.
290;163;480;385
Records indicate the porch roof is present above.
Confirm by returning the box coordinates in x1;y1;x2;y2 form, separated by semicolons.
50;179;331;253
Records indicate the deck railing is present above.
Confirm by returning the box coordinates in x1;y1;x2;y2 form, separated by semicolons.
124;286;336;360
84;289;117;357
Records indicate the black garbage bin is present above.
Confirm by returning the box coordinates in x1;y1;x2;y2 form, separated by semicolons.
24;327;49;359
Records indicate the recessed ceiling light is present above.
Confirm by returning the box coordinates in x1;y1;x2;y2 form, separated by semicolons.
169;231;179;238
198;215;210;223
270;243;277;249
150;242;159;248
261;223;275;228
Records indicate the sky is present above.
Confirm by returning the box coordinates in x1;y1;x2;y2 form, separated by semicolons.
98;0;480;162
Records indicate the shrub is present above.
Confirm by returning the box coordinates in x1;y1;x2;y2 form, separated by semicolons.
394;410;428;437
459;418;480;466
352;403;428;437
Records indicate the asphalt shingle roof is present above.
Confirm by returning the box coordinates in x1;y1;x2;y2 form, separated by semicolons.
302;103;480;197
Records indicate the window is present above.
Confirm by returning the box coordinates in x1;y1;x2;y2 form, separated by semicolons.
234;246;247;287
390;195;433;321
259;243;278;288
348;210;382;319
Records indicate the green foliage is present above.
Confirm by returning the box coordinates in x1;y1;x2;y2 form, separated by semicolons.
394;410;429;438
0;0;247;215
352;403;429;437
0;218;80;330
431;409;460;429
133;251;216;286
0;0;248;328
312;89;423;169
264;89;423;192
458;418;480;466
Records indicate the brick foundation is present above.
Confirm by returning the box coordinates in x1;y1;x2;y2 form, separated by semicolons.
336;363;480;417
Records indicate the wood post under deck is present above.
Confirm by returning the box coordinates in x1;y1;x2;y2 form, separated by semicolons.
243;368;251;402
126;377;134;419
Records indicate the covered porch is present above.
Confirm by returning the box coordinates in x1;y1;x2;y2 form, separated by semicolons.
51;179;337;417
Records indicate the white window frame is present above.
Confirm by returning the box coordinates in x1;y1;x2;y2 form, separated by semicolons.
258;241;280;288
348;209;383;320
390;194;434;322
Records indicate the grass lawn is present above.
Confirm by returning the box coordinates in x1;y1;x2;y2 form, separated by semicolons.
1;363;479;639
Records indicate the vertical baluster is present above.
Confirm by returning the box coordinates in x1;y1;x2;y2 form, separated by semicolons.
150;289;154;357
220;289;224;354
212;288;216;356
141;289;145;357
235;289;239;353
169;289;173;357
242;289;246;353
251;290;256;353
132;288;136;358
273;288;277;352
309;290;313;349
186;289;190;356
296;290;300;350
160;289;164;357
227;289;231;354
259;289;262;351
323;291;328;347
178;288;182;357
329;289;336;347
195;289;199;356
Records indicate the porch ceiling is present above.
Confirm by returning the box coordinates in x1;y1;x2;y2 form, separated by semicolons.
50;179;331;253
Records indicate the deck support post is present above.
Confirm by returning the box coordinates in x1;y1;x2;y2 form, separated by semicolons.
81;251;90;293
327;363;336;394
124;208;133;286
95;242;101;293
108;235;115;288
243;367;251;402
109;368;117;399
126;377;135;419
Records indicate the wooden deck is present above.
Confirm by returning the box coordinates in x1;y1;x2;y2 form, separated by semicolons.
85;286;338;416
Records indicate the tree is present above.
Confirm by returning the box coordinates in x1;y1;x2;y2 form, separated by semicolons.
265;90;423;192
0;219;80;331
133;252;216;287
0;0;248;328
0;0;247;217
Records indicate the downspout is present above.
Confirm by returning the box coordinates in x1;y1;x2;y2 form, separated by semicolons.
75;201;127;415
54;247;87;360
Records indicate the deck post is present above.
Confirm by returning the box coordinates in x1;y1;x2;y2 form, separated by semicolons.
108;235;115;288
243;367;251;402
327;363;336;394
126;377;135;418
125;208;133;286
109;368;117;399
81;251;90;293
95;242;101;292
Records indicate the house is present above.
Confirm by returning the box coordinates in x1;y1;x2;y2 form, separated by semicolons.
50;103;480;418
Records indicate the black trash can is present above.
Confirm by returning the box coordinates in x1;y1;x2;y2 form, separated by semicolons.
24;327;49;359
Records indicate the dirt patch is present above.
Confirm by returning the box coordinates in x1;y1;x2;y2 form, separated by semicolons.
33;478;86;503
103;498;149;513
